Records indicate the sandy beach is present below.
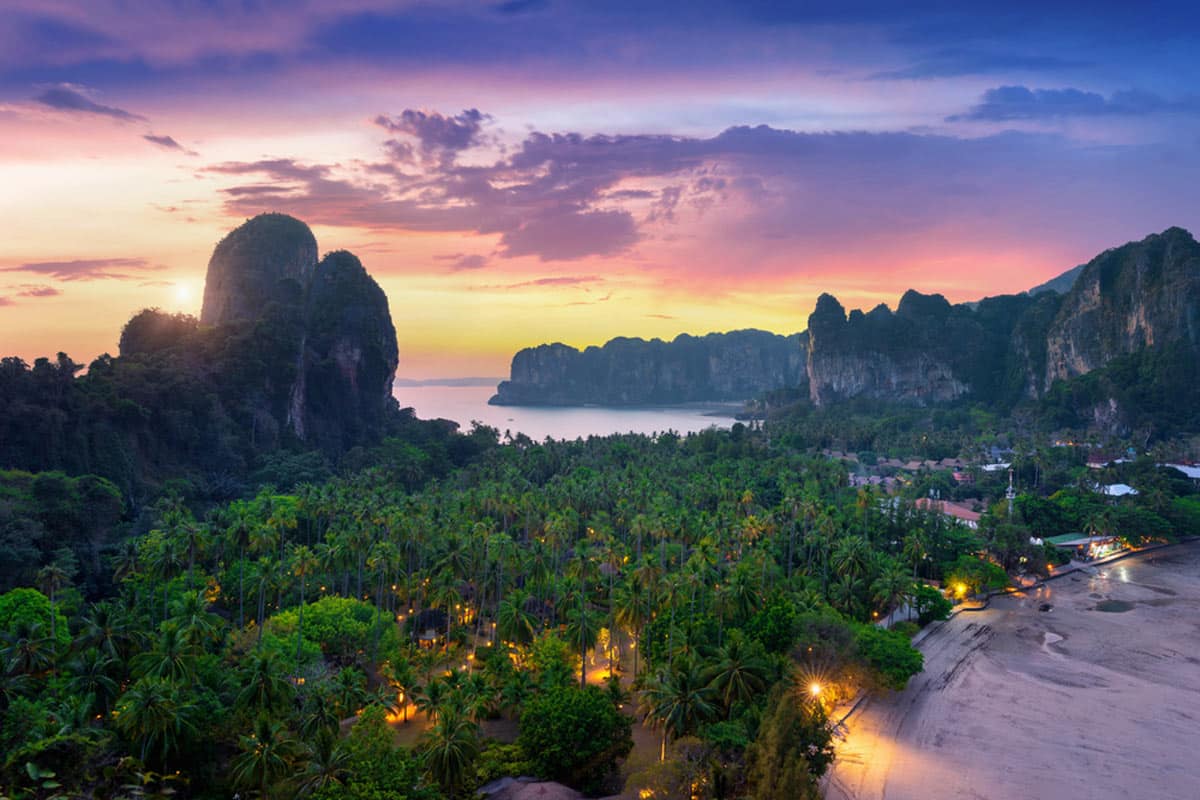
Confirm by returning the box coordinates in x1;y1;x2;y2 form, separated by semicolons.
825;542;1200;800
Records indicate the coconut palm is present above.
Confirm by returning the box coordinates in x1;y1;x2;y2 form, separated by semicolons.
703;631;772;718
639;653;718;761
113;676;198;767
236;653;295;716
420;710;480;799
295;730;350;797
230;717;305;800
289;544;319;664
36;562;70;645
2;620;54;676
497;589;538;646
66;647;120;716
78;601;142;662
131;626;196;684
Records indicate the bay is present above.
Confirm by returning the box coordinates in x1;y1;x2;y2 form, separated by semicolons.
393;384;736;441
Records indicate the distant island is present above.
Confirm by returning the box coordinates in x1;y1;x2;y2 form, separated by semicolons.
489;329;806;406
492;227;1200;439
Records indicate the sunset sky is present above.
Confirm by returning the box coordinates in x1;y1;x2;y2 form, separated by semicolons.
2;1;1198;378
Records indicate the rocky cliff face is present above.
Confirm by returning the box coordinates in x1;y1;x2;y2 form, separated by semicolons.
490;329;806;406
199;215;399;449
302;251;399;450
200;213;318;326
807;291;974;406
490;227;1198;416
1042;227;1200;391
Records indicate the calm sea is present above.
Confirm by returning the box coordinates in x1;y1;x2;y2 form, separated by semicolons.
392;384;736;441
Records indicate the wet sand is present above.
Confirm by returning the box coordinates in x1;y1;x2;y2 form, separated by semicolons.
825;542;1200;800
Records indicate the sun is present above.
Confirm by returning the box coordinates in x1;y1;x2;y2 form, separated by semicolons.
173;282;193;305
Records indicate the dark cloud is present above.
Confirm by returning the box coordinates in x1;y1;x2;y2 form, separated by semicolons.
493;0;548;14
871;50;1089;80
949;85;1200;121
34;84;143;121
143;133;197;154
6;257;159;281
435;253;489;271
373;109;489;162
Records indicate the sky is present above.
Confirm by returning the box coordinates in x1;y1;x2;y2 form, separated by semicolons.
1;1;1198;379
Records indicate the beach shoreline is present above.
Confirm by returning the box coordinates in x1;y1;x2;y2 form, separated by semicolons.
825;540;1200;800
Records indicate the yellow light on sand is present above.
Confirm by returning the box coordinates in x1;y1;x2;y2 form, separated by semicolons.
809;682;822;697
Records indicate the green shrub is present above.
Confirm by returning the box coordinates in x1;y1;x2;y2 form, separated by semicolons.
518;685;632;793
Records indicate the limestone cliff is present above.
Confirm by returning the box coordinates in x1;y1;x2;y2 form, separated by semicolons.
200;213;317;326
490;329;806;406
805;291;1005;406
302;251;400;451
490;227;1198;419
1042;227;1200;391
199;215;399;450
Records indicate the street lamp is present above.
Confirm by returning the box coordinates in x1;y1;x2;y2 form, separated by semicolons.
809;682;821;698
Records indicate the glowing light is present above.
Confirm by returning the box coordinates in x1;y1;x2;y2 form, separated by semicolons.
173;282;192;305
809;682;822;697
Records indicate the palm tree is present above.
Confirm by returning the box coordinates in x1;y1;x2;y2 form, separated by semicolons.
639;654;718;761
420;710;480;799
613;578;647;678
703;631;771;718
564;599;601;687
870;561;913;619
78;601;142;662
230;717;305;800
289;544;319;665
170;591;221;651
236;653;295;716
295;730;350;798
412;676;448;723
2;620;53;676
331;666;369;719
131;626;196;684
300;687;342;740
113;676;198;767
382;660;418;723
497;589;538;646
66;648;120;716
225;500;258;628
37;562;69;646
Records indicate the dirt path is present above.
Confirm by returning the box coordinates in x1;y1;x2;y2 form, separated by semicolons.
825;543;1200;800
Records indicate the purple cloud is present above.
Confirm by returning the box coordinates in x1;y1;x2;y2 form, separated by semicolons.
435;253;489;271
143;133;197;155
374;108;489;163
15;285;61;297
949;85;1200;121
206;114;1198;270
5;257;159;281
0;296;13;306
500;209;637;261
34;84;143;121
